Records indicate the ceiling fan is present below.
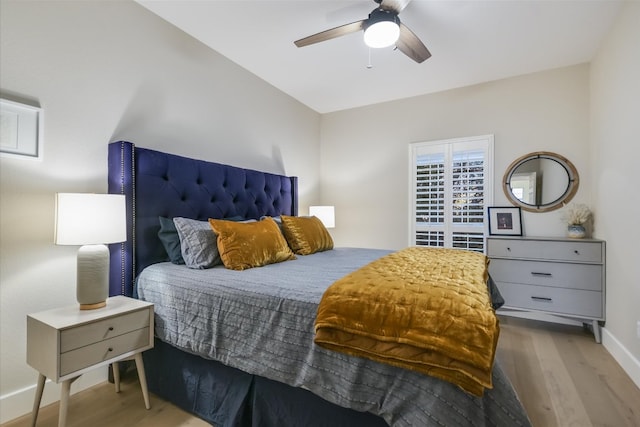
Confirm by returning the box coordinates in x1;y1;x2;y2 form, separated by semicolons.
294;0;431;63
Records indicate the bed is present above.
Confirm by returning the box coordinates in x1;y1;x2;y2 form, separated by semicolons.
107;141;531;426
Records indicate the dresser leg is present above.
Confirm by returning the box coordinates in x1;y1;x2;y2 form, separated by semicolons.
134;353;151;409
592;320;602;344
30;374;46;427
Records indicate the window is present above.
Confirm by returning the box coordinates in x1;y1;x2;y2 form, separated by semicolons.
409;135;494;252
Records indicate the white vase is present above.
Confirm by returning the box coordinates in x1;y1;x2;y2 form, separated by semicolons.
567;224;586;239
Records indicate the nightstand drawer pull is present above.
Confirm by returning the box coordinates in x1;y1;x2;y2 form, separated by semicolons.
108;327;114;331
531;296;552;302
531;272;552;277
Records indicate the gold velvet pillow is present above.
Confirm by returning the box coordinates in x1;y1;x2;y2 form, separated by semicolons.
208;217;296;271
280;215;334;255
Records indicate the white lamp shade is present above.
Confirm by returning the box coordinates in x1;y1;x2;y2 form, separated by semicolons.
364;21;400;48
55;193;126;245
309;206;335;229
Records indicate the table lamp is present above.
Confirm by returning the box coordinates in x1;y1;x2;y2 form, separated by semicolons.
309;206;335;228
54;193;126;310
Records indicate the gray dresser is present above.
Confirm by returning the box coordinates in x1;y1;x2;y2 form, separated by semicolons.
486;236;605;342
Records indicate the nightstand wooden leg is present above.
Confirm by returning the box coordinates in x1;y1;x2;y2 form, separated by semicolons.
58;376;79;427
30;374;46;427
58;379;71;427
134;353;151;409
112;362;121;393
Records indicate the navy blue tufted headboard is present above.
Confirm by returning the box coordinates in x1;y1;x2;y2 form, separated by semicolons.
107;141;298;297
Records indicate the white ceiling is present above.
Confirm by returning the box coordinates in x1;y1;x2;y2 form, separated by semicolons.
136;0;623;114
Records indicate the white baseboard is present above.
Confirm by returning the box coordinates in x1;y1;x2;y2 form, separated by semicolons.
0;368;107;424
602;327;640;390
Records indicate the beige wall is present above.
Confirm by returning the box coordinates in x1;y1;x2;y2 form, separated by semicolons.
590;0;640;383
321;64;592;249
0;1;320;421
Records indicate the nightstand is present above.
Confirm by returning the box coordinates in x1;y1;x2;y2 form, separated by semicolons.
26;295;154;427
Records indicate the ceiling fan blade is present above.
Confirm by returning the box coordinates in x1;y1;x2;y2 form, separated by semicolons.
294;20;365;48
396;23;431;63
380;0;412;14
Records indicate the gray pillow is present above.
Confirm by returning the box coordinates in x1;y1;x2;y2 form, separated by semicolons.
173;217;220;269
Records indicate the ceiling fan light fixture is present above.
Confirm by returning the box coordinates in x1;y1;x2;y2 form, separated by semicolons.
363;9;400;48
294;0;430;63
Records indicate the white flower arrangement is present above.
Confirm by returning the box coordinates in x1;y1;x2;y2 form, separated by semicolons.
561;203;592;226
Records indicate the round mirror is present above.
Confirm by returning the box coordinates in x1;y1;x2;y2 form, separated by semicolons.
503;151;579;212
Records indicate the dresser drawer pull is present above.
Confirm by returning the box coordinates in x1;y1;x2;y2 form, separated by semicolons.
108;327;114;331
531;296;552;302
574;250;580;255
531;272;552;277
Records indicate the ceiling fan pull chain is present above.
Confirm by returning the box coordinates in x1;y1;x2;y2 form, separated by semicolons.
367;47;373;69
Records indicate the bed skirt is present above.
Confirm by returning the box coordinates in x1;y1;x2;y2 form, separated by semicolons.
143;338;389;427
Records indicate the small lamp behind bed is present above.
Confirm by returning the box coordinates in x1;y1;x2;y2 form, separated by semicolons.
54;193;126;310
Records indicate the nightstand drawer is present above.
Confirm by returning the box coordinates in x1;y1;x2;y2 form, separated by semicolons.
489;259;602;291
487;239;602;263
496;282;603;319
60;308;151;352
60;327;150;376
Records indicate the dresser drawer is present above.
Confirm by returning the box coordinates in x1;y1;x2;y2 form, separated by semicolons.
487;238;602;263
489;259;603;291
496;282;603;319
60;308;151;353
60;327;150;376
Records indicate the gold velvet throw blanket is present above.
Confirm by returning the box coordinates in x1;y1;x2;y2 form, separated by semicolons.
314;247;499;396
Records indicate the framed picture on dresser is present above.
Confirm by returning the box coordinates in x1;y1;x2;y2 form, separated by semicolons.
488;206;522;236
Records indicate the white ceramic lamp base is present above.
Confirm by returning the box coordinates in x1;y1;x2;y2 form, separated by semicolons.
77;244;109;310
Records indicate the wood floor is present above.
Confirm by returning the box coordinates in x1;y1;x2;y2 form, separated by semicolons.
496;316;640;427
4;316;639;427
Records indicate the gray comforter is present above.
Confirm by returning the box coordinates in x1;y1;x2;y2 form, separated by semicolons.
137;247;531;426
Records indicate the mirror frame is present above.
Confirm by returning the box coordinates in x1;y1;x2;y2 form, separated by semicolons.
503;151;579;213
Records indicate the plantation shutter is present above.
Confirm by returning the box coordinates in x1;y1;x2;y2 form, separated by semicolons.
410;135;493;252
